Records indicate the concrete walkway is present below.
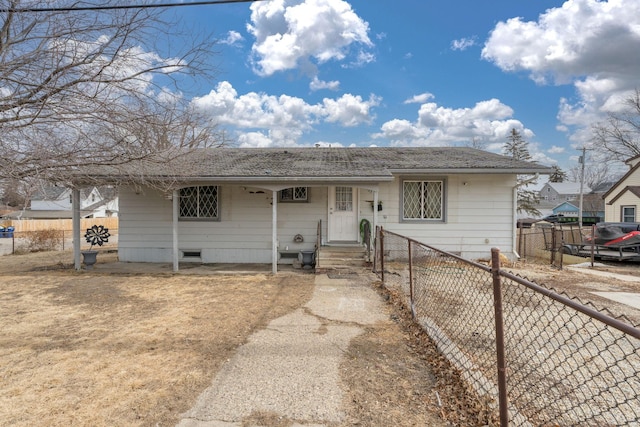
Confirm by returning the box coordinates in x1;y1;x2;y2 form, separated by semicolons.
568;263;640;310
176;271;387;427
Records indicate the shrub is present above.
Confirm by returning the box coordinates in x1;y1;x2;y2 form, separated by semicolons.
24;229;63;252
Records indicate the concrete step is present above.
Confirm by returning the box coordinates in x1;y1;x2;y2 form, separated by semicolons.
317;245;369;269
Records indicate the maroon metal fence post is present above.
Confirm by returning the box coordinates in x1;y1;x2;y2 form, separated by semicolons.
491;248;509;426
590;224;595;267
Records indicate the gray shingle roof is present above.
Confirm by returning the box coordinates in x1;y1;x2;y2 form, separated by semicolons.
87;147;552;183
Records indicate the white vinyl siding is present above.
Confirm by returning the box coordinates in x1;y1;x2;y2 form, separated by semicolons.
118;174;519;264
118;186;327;264
358;175;517;260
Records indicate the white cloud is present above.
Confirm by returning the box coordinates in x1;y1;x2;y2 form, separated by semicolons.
220;30;244;46
374;98;534;148
451;37;476;51
404;93;434;104
247;0;373;76
309;76;340;91
191;81;379;144
322;93;380;127
482;0;640;83
347;50;376;68
482;0;640;152
548;145;565;154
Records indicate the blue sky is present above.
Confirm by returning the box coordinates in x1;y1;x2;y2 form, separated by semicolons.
159;0;640;171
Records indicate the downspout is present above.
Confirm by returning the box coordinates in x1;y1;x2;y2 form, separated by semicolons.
373;190;378;241
172;189;179;272
72;188;81;270
272;190;278;274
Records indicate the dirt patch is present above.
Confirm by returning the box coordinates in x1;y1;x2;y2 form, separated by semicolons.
2;249;637;426
505;260;640;324
341;279;497;426
0;252;315;427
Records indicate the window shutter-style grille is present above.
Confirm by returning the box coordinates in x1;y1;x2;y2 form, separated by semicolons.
179;186;218;219
280;187;308;202
403;180;443;220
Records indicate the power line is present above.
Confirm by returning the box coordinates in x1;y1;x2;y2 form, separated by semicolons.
1;0;267;13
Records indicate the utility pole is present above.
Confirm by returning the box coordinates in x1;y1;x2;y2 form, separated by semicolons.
578;147;586;228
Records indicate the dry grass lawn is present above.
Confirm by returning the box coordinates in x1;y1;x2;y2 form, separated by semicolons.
0;251;315;426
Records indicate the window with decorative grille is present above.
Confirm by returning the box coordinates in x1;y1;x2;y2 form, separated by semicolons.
279;187;308;202
179;186;219;220
403;180;443;220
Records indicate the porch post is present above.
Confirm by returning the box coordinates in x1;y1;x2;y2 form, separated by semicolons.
172;189;179;272
272;190;278;274
373;190;379;237
72;188;81;270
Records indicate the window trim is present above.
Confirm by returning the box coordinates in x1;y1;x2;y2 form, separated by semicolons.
178;185;220;221
621;205;636;223
400;177;446;223
278;186;309;203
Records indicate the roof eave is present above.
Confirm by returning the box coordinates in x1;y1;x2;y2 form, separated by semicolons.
388;168;553;174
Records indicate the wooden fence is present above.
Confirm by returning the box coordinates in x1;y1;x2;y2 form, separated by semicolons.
1;217;119;233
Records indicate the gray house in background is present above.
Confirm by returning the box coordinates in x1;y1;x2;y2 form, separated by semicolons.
538;182;591;203
69;147;551;272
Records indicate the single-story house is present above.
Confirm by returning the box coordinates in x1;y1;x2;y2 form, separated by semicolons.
552;201;579;217
68;147;552;272
603;155;640;222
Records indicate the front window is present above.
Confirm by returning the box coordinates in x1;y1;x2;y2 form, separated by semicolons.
179;186;219;220
403;180;444;221
621;205;636;222
279;187;308;202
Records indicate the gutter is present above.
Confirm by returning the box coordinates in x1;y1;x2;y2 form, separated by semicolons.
388;168;553;174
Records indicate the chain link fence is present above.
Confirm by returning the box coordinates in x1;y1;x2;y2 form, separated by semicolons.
374;226;640;426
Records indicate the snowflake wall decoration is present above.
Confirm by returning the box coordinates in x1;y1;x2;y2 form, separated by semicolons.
84;225;111;249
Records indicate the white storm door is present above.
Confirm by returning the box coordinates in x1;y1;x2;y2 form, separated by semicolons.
328;186;358;241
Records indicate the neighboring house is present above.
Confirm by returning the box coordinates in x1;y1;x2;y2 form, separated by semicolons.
538;182;591;203
552;201;580;217
552;201;604;220
4;186;118;219
603;155;640;222
70;147;551;271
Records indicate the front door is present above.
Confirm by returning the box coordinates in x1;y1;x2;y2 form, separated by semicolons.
328;186;358;242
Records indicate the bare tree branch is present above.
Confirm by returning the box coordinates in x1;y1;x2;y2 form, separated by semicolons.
0;0;223;187
591;88;640;162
